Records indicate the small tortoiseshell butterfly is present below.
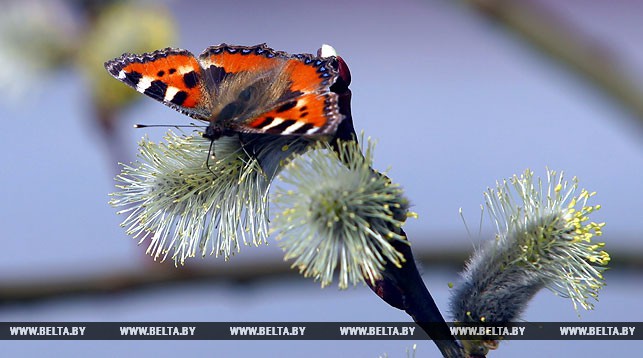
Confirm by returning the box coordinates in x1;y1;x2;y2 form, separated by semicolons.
104;43;342;140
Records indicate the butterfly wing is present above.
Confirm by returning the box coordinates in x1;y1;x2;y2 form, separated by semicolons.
245;91;341;135
198;44;342;136
104;48;212;120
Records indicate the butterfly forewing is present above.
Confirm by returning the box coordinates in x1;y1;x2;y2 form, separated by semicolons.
104;48;211;120
198;44;289;77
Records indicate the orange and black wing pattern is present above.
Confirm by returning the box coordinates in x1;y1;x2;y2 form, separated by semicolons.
104;48;211;120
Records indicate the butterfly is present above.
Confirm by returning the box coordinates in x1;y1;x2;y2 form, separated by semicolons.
104;43;342;141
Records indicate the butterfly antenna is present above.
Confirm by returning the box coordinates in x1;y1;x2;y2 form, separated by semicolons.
134;124;206;129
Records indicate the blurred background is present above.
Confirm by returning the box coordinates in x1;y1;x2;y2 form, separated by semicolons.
1;0;642;356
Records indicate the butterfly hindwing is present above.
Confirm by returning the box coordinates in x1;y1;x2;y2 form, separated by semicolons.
104;48;211;120
245;92;341;135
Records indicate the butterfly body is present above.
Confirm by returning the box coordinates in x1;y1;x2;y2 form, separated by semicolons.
105;44;342;141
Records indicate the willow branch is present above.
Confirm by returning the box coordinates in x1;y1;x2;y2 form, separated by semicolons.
328;56;465;357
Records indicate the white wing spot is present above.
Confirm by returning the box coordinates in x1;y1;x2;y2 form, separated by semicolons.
306;126;320;135
136;76;153;93
282;121;306;134
177;66;196;75
261;117;284;131
164;86;180;102
117;70;126;80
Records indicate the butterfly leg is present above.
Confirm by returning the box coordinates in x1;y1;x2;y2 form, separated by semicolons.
205;139;218;177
